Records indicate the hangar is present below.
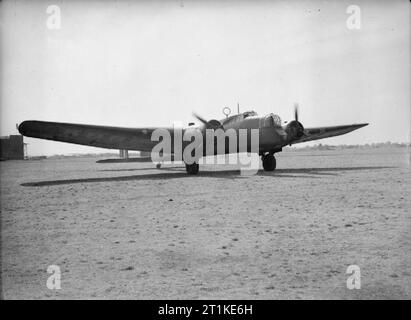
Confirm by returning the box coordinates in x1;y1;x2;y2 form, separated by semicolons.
0;135;26;160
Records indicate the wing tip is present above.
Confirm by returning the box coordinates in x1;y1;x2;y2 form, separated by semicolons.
18;120;40;136
18;121;29;135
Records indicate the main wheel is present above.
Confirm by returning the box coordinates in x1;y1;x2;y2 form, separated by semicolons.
262;154;276;171
185;162;199;175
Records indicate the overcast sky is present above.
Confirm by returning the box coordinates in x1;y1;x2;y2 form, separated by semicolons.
1;0;409;155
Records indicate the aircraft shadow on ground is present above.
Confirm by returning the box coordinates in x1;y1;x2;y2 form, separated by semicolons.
20;166;393;187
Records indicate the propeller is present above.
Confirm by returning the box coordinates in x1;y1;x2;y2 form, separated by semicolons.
192;112;223;130
285;103;305;141
294;103;299;122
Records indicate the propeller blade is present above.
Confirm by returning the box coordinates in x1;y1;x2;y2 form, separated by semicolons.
192;112;223;130
285;103;305;141
294;103;299;122
192;112;209;125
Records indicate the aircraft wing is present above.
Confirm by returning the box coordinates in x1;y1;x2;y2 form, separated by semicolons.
18;120;171;152
291;123;368;144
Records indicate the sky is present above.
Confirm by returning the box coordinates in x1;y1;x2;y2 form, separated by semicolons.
1;0;410;156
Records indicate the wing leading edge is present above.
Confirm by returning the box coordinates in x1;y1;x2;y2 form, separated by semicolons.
18;120;170;152
292;123;369;144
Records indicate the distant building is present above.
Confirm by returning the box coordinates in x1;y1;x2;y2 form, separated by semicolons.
119;149;129;159
0;135;26;160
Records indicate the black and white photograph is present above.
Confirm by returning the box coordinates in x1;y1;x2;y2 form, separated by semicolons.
0;0;410;304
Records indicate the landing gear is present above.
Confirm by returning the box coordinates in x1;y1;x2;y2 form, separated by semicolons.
262;154;276;171
185;162;199;175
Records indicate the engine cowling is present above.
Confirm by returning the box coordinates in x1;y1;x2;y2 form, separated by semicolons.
193;113;223;130
285;120;304;141
206;119;223;130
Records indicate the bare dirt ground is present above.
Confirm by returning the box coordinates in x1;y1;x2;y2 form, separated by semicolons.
1;147;410;299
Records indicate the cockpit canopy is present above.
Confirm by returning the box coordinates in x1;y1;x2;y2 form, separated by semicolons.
262;113;282;127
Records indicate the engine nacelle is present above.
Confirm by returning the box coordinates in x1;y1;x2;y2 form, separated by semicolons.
285;120;304;141
206;119;223;130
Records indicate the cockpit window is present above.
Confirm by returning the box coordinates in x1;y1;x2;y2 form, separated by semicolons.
272;114;282;126
262;113;282;127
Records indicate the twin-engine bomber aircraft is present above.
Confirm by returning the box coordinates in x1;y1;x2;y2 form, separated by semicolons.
18;105;368;174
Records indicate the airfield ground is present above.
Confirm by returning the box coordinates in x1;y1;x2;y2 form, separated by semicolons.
1;147;410;299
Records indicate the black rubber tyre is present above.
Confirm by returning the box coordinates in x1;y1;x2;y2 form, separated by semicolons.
185;162;199;175
262;154;276;171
